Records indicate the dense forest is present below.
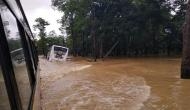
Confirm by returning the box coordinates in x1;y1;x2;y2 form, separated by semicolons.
50;0;187;60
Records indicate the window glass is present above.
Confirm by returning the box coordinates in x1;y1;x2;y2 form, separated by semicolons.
5;0;32;36
0;3;31;110
25;33;36;73
6;0;23;21
0;60;11;110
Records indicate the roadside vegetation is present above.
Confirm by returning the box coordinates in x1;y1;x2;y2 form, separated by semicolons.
51;0;186;60
33;0;190;78
33;18;65;56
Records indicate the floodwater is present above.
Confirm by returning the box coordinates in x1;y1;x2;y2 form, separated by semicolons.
40;57;190;110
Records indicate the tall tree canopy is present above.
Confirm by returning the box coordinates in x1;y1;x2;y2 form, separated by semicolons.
33;18;50;39
52;0;187;59
33;17;50;56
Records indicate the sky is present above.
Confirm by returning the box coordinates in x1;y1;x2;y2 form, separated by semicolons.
20;0;63;35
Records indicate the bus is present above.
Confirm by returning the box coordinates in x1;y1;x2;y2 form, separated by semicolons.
48;45;69;62
0;0;39;110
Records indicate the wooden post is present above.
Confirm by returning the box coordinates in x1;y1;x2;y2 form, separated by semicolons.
104;41;119;58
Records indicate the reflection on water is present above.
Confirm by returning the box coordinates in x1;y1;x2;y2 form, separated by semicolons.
40;58;190;110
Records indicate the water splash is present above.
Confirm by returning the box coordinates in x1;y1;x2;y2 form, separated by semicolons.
56;75;151;110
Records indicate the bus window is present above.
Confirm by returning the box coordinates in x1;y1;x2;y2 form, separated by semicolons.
0;62;11;110
0;4;32;110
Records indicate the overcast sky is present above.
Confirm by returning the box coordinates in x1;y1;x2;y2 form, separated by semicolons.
20;0;62;35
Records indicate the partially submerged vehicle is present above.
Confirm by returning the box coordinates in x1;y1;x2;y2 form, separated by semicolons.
48;45;69;62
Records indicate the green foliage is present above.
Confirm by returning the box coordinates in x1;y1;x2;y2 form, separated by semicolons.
33;17;50;56
37;36;65;55
52;0;186;57
33;18;50;39
65;36;72;49
46;37;65;47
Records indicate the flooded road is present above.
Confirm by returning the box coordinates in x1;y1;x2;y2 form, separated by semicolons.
40;57;190;110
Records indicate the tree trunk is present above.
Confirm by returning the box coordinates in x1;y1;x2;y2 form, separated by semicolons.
81;31;85;57
92;29;97;62
181;1;190;79
70;15;77;57
100;39;103;58
91;5;97;62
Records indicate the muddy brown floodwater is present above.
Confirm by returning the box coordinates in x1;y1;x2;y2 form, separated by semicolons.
40;57;190;110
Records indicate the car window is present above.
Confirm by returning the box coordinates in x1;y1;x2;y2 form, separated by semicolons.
0;3;32;110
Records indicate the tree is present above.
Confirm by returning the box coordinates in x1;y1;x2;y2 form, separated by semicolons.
33;17;50;56
52;0;185;60
48;30;57;38
46;37;65;47
181;0;190;79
